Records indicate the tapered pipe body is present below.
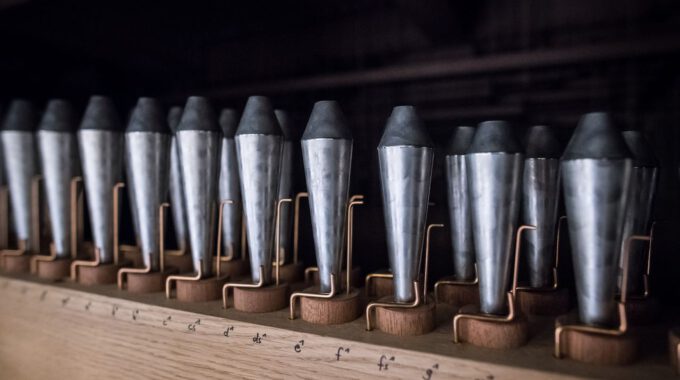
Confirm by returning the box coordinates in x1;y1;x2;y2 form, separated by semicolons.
445;126;475;281
466;121;523;315
378;106;433;303
37;100;78;258
522;126;561;288
562;112;632;326
618;131;657;294
167;107;188;252
301;101;353;293
235;96;283;284
218;109;241;258
275;110;294;262
1;100;38;252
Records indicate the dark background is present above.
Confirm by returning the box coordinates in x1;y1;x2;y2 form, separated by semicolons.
1;0;679;312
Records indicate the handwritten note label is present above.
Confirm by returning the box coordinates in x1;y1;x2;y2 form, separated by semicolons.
294;340;304;353
377;355;395;371
336;347;350;361
85;301;92;311
132;309;140;321
187;319;201;332
111;305;119;317
252;333;267;344
422;364;439;380
223;326;234;337
162;316;172;326
61;297;70;307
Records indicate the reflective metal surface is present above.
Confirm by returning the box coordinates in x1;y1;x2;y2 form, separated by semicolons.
78;130;123;263
275;110;294;263
236;134;282;284
125;132;170;271
177;130;220;276
167;107;188;252
444;126;475;281
302;139;352;292
38;130;78;258
562;112;632;326
1;131;37;251
218;133;241;259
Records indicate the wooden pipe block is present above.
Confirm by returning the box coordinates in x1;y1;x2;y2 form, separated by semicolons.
310;267;363;288
454;305;529;349
78;262;127;285
176;276;227;302
555;316;638;365
126;267;179;294
516;287;570;316
668;328;679;374
214;257;249;278
374;297;436;336
36;258;71;281
122;250;144;268
2;255;32;274
233;283;289;313
299;289;362;325
164;254;194;274
278;262;305;285
436;280;479;307
367;276;393;300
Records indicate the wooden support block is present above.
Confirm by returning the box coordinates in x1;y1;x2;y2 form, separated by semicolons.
455;305;529;349
517;287;570;316
233;283;289;313
279;262;305;285
625;297;660;326
375;297;436;336
215;257;249;278
367;276;393;299
164;253;194;274
176;276;227;302
126;267;179;294
555;316;638;365
435;279;479;307
310;267;363;288
78;262;128;286
122;250;144;268
2;255;31;274
36;258;71;281
300;289;361;325
670;328;680;374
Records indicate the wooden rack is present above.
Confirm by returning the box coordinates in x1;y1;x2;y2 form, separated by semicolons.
0;274;674;379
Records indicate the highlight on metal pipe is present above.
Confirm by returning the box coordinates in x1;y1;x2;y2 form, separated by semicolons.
521;125;562;289
561;112;632;327
167;106;189;254
0;99;39;254
275;109;295;265
77;95;124;265
217;109;242;261
300;100;353;293
175;97;221;278
444;126;476;281
124;97;171;273
377;105;434;303
618;130;658;295
465;120;523;315
235;96;283;285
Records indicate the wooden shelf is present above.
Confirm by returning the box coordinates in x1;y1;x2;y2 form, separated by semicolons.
0;274;674;379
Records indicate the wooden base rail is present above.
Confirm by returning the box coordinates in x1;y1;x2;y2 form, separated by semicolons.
0;275;675;380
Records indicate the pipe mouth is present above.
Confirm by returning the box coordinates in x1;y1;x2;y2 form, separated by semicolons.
524;125;562;158
38;99;76;133
176;96;219;132
236;95;282;136
79;95;122;131
302;100;352;141
126;97;169;134
466;120;522;154
445;126;475;155
219;108;239;138
2;99;38;132
167;106;183;133
562;112;631;160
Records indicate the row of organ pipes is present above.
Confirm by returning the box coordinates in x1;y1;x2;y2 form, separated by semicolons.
0;94;663;365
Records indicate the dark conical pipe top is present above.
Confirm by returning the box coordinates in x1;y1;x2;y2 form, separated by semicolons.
562;112;631;160
2;99;37;131
378;105;433;148
446;126;475;155
126;97;168;134
236;96;281;136
525;125;562;159
80;96;121;131
176;96;218;132
38;99;76;132
467;120;522;154
274;110;294;141
219;109;239;138
302;100;352;140
622;130;657;168
167;106;183;133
